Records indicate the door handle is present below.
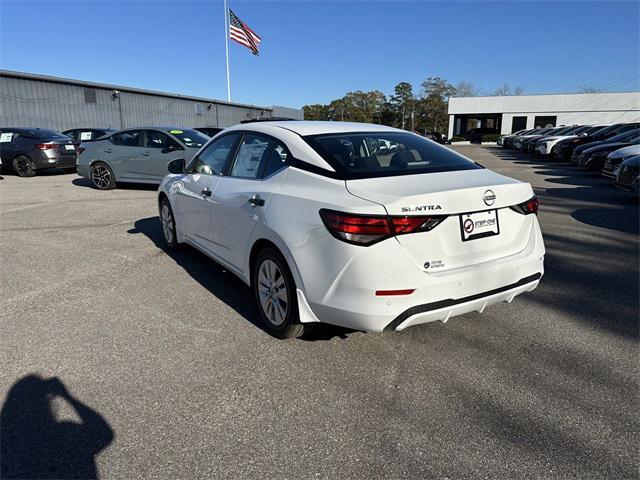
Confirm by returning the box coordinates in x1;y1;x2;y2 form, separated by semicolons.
104;149;112;153
248;194;265;207
201;189;212;197
142;152;150;156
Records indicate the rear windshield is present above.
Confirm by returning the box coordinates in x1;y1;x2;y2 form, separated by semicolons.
304;132;481;179
20;129;69;139
166;129;210;148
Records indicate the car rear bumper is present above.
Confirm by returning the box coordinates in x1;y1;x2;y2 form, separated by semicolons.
303;220;545;332
33;155;77;170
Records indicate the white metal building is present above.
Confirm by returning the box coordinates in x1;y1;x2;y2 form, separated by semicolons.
447;92;640;138
0;70;303;131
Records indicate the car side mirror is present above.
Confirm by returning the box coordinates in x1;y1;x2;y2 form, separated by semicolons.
168;158;185;174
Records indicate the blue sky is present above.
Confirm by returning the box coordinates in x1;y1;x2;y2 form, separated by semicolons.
1;1;638;108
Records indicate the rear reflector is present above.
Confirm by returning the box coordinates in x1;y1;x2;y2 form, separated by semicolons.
509;195;538;215
319;209;446;246
376;289;415;296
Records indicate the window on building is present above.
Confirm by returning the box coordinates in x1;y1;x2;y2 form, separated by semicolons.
534;116;557;128
84;88;97;104
195;103;204;115
511;116;527;133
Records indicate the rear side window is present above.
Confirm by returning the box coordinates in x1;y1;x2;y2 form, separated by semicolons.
111;130;143;147
227;133;289;179
304;132;480;180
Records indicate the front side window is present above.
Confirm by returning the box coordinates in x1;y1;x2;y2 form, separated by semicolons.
111;130;143;147
304;132;481;179
190;133;240;175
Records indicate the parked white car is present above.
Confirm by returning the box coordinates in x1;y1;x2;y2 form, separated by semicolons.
536;125;603;156
157;121;545;338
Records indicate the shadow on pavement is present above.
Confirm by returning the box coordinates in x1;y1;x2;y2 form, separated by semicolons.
127;216;355;341
0;375;114;479
72;177;158;191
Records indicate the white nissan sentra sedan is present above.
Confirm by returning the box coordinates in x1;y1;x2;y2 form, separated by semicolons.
158;121;545;338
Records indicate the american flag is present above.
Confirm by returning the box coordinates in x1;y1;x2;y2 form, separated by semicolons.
229;9;261;55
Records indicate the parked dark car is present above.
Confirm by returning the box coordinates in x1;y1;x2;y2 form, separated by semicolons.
578;135;640;170
565;123;640;164
501;129;535;148
195;127;222;138
62;128;116;142
570;127;640;165
0;128;78;177
615;155;640;194
463;127;498;143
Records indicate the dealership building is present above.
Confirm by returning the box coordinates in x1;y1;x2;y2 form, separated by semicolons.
447;92;640;138
0;70;302;131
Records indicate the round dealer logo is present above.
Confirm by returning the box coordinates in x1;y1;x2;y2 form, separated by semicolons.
463;218;474;233
483;189;496;206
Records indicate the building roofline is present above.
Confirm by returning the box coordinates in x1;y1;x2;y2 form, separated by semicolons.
0;69;272;111
450;91;640;100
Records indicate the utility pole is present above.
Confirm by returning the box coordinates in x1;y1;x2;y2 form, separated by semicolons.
411;105;415;131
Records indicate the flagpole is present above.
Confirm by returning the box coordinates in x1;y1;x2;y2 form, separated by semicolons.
224;0;231;102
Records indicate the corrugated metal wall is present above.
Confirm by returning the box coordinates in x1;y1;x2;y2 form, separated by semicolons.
0;74;289;131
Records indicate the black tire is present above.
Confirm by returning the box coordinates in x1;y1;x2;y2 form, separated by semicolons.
159;197;179;249
90;162;115;190
252;247;307;339
62;167;76;174
13;155;36;177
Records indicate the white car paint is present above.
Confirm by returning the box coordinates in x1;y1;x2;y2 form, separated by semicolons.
158;121;545;334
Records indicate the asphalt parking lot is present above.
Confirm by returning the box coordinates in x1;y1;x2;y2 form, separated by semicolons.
1;144;638;479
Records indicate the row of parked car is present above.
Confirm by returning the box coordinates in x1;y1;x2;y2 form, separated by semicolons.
498;122;640;195
0;126;224;186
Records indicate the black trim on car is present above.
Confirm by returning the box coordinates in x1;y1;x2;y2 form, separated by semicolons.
383;273;542;331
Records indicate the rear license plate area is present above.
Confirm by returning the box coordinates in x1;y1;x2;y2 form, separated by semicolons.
460;210;499;241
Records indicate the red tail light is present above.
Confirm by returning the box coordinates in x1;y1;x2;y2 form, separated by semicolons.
36;143;58;150
510;195;538;215
319;209;446;246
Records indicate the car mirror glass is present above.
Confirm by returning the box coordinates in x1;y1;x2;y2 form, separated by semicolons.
167;158;185;174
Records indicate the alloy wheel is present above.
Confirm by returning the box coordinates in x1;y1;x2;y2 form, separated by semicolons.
161;203;174;244
257;259;288;326
16;158;30;176
92;165;111;188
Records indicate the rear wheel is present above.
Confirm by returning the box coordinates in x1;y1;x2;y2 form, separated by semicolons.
90;162;115;190
13;155;36;177
252;247;307;339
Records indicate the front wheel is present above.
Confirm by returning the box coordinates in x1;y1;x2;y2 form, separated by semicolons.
252;248;307;339
159;197;179;249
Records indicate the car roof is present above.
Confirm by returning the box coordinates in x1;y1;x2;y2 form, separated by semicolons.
226;121;402;137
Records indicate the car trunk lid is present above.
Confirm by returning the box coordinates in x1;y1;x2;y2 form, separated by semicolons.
345;169;536;272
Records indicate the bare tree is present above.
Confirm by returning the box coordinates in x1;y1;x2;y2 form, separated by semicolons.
493;83;512;96
453;81;481;97
513;85;525;96
577;84;599;93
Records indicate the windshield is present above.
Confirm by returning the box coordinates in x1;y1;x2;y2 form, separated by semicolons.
166;128;210;148
304;132;481;179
